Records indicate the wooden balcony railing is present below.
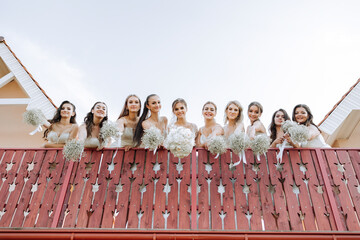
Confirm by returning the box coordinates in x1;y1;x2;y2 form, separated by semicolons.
0;147;360;233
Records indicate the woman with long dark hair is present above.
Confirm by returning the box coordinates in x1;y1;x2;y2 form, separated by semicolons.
114;94;141;151
78;101;108;148
43;100;79;148
133;94;168;147
285;104;330;148
269;109;291;148
195;101;224;148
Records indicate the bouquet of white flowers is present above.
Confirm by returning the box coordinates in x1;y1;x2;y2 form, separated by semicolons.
23;109;47;135
100;121;121;146
276;120;298;163
229;132;250;166
281;120;297;133
141;127;164;153
250;134;270;161
164;127;195;158
207;135;227;158
63;139;85;161
288;124;309;145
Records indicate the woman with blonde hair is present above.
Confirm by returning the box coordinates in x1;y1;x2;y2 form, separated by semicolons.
196;101;224;148
223;100;245;139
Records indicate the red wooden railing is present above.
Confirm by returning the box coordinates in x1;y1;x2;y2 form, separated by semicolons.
0;147;360;232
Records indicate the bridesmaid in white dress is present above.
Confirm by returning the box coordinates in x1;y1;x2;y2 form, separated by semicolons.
133;94;168;147
195;101;224;149
269;109;292;148
78;102;108;149
246;101;266;140
285;104;330;148
43;100;79;148
168;98;198;135
115;95;141;151
223;100;245;139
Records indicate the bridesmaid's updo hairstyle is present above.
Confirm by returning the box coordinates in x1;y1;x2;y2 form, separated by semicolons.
84;101;108;138
118;94;142;119
202;101;217;112
224;100;243;124
133;94;158;146
248;101;263;114
172;98;188;112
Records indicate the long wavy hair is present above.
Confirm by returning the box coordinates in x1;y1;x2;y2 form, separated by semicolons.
133;94;158;146
118;94;141;119
224;100;243;124
269;109;290;143
43;100;76;139
84;101;108;138
292;104;320;131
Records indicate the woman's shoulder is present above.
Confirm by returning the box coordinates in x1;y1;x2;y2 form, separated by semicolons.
71;123;79;130
253;120;265;127
160;116;168;124
117;117;126;124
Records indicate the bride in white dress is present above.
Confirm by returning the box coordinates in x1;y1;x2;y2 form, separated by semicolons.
43;100;79;148
223;100;245;140
168;98;197;135
285;104;330;148
195;101;224;149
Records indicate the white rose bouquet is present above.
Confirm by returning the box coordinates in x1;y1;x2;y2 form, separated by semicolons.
164;127;195;158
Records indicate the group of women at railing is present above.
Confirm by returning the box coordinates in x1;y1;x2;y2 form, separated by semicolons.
41;94;330;150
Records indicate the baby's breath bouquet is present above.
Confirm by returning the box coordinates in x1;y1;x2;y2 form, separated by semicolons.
288;124;309;146
250;134;270;161
63;139;85;161
164;127;195;158
281;120;297;133
229;132;250;166
276;120;298;162
142;127;164;153
23;109;47;135
207;135;227;158
100;121;121;147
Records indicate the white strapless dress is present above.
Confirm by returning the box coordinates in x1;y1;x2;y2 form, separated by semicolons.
84;137;101;148
47;131;70;144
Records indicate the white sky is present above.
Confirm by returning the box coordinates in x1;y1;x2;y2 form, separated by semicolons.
1;1;360;132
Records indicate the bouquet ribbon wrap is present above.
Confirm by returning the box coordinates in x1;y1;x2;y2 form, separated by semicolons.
29;125;43;135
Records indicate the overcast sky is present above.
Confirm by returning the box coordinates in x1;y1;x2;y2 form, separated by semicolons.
1;1;360;132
